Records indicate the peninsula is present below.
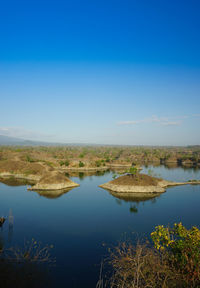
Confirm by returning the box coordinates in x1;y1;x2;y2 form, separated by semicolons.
99;173;200;194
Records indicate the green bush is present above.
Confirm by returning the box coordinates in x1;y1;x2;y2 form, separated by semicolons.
79;161;85;167
95;160;101;167
100;223;200;288
151;223;200;285
26;155;35;163
59;161;65;166
64;160;69;166
60;160;70;167
128;167;138;175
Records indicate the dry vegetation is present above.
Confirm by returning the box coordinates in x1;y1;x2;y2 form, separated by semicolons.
0;145;199;173
0;145;199;189
110;173;160;186
99;223;200;288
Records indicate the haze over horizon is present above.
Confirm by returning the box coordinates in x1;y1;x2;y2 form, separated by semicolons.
0;0;200;146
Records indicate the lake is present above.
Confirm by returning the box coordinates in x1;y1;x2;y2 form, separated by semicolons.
0;165;200;287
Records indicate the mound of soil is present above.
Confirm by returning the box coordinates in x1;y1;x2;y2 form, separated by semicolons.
0;160;45;175
38;171;72;184
110;173;160;186
29;171;79;191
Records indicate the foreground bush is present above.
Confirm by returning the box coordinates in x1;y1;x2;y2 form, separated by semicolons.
151;223;200;286
100;223;200;288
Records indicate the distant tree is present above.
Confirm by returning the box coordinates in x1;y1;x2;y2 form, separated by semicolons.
79;161;85;167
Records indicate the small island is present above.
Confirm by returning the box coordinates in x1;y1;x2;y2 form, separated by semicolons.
28;171;79;191
0;160;79;192
99;171;200;195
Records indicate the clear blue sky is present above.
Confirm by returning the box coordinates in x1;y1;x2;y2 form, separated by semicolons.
0;0;200;145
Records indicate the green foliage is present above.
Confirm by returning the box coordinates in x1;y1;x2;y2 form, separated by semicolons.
26;155;35;163
128;166;138;175
151;223;200;284
64;160;69;166
95;160;102;167
101;223;200;288
59;160;69;167
79;161;85;167
41;160;53;167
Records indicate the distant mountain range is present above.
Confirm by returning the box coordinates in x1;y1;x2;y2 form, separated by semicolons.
0;135;100;146
0;135;58;146
0;134;199;148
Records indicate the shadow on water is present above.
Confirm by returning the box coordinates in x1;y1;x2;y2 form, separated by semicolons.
0;211;54;288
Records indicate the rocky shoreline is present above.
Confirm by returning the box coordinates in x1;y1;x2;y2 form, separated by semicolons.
99;175;200;195
0;167;200;195
0;171;79;192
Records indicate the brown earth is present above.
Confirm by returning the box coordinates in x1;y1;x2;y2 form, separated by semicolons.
29;171;79;191
0;160;47;175
38;171;73;185
110;173;161;186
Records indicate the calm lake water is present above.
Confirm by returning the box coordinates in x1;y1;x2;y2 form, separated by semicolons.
0;165;200;287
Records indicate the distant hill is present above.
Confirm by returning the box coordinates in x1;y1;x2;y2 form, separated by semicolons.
1;134;199;148
0;135;98;146
0;135;58;146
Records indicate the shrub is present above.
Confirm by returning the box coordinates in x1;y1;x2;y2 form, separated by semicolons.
64;160;69;166
106;242;178;288
59;161;65;166
100;223;200;288
26;155;35;163
128;167;138;176
151;223;200;285
79;161;85;167
95;160;102;167
112;174;118;179
60;160;70;167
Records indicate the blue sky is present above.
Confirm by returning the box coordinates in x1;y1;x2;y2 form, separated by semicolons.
0;0;200;145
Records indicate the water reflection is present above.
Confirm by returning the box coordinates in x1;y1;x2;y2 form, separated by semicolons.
0;213;53;288
109;190;161;203
0;177;34;186
8;209;14;244
65;169;111;180
108;190;161;214
143;163;200;172
0;165;200;288
129;205;138;213
31;187;75;199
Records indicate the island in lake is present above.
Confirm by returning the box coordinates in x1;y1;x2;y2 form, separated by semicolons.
99;172;200;195
0;145;200;195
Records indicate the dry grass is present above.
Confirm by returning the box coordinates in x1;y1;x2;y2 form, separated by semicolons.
100;241;194;288
110;174;160;186
0;160;46;175
38;171;71;184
